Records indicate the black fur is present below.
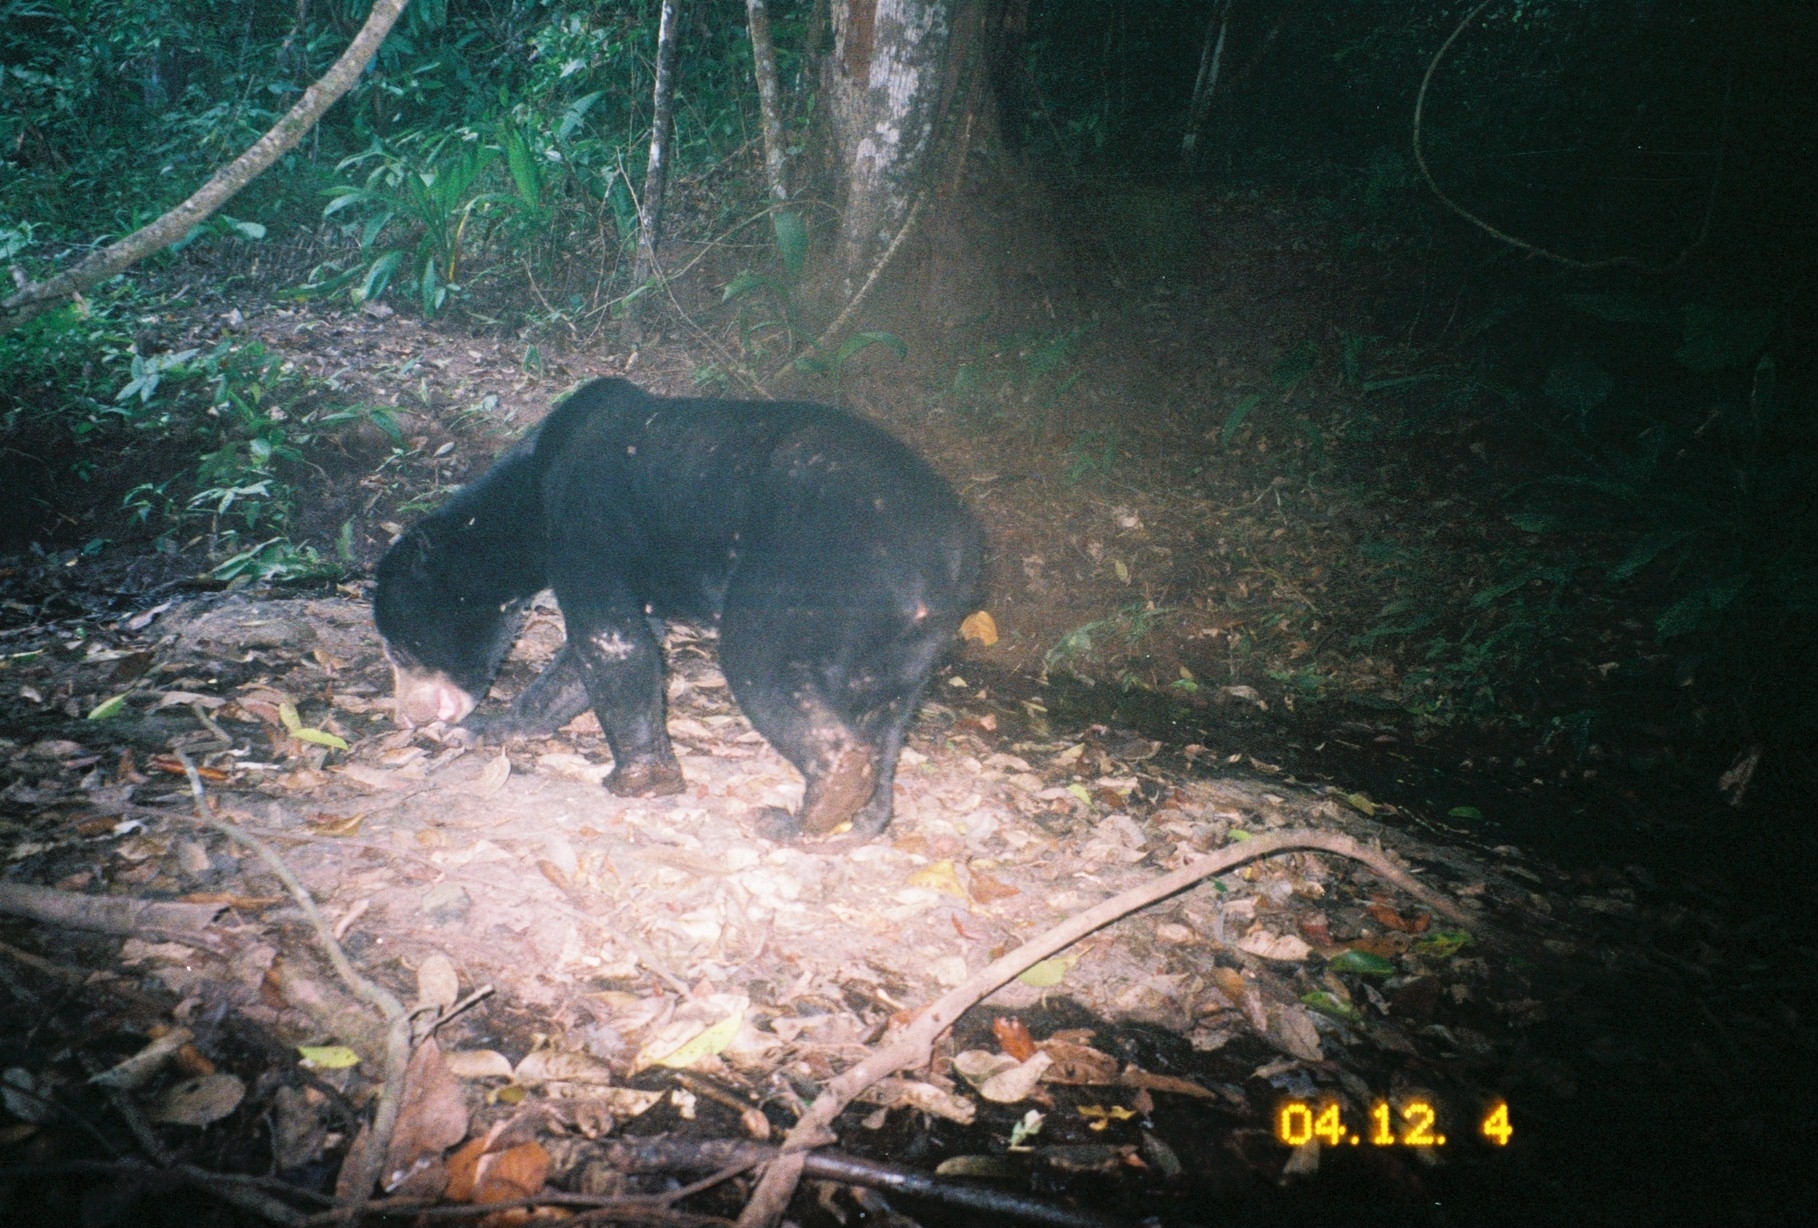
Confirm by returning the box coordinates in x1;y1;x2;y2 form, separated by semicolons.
374;378;983;841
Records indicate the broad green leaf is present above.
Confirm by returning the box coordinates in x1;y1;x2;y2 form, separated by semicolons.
833;330;907;367
1219;393;1261;447
1561;292;1673;327
1676;303;1774;373
1414;930;1473;958
1300;991;1360;1022
1543;360;1614;416
298;1045;361;1070
773;209;808;279
647;1008;743;1070
1505;512;1561;533
87;692;130;720
1326;950;1396;976
1448;805;1485;821
1018;954;1081;987
1614;527;1694;582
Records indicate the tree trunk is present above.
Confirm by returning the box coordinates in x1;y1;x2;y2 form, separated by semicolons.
633;0;684;293
747;0;790;206
822;0;957;294
1181;0;1229;166
1;0;410;335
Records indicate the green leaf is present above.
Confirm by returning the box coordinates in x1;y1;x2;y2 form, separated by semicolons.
357;251;403;304
87;692;131;720
1542;360;1614;416
1301;991;1361;1022
723;270;786;303
1654;572;1749;639
1018;954;1080;987
833;330;907;368
772;209;808;279
1219;393;1261;447
1505;512;1560;533
1608;529;1695;582
1414;930;1473;958
1447;805;1484;821
1325;950;1396;976
292;727;350;750
297;1045;361;1070
558;91;602;140
1676;303;1774;373
1270;342;1316;392
1561;292;1674;327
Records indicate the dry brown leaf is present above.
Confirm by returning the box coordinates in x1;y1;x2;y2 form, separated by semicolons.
968;870;1020;903
977;1052;1053;1103
414;953;461;1012
1037;1040;1120;1085
959;610;999;646
472;1140;549;1204
1236;929;1313;962
150;1073;245;1125
1118;1066;1215;1100
382;1038;468;1194
473;752;511;797
306;812;365;837
442;1050;515;1081
992;1016;1037;1062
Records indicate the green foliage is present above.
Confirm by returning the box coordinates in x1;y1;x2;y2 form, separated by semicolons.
318;136;499;317
1063;429;1120;484
1;289;385;568
1045;604;1174;681
793;331;907;405
944;325;1087;428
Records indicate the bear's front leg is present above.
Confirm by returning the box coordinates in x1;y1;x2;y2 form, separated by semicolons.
560;595;685;799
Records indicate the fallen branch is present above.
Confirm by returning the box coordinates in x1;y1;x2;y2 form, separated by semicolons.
737;828;1474;1227
0;881;223;935
174;752;409;1224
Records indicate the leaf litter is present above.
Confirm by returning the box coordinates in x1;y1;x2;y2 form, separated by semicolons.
0;583;1799;1225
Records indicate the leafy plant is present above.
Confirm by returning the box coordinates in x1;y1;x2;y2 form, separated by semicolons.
1064;429;1119;483
318;135;500;317
1045;604;1174;680
794;331;907;405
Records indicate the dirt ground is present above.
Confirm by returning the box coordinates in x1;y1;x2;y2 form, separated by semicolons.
2;195;1811;1226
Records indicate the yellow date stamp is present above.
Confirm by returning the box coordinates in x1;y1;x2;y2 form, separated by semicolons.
1275;1098;1513;1148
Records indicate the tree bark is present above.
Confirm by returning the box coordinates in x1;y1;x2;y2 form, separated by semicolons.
747;0;790;206
632;0;685;293
0;0;411;335
823;0;956;293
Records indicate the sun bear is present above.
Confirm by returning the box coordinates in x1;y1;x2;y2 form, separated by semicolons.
373;377;983;842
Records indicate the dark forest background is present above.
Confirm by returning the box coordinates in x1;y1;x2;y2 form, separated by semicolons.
3;0;1813;853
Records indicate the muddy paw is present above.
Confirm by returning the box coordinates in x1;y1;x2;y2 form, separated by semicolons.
604;759;686;798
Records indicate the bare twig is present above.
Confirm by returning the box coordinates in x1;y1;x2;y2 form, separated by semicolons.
173;752;408;1223
737;828;1472;1227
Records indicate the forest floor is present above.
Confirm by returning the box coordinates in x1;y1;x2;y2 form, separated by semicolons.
1;187;1811;1225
